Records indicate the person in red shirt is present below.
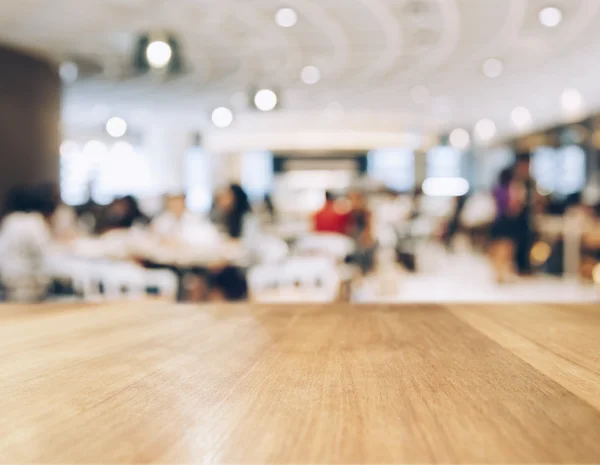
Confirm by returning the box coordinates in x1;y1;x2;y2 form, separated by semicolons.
313;191;349;234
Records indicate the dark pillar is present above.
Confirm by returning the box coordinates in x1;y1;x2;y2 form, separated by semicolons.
0;45;61;204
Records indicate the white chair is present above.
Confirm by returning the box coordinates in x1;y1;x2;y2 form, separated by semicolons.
95;261;178;301
294;233;355;261
248;256;342;302
255;235;289;264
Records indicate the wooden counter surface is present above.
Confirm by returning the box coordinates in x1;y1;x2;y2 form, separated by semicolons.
0;302;599;463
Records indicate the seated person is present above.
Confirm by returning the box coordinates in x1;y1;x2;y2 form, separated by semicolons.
152;193;201;241
0;186;57;302
313;191;350;234
346;190;377;274
103;195;149;232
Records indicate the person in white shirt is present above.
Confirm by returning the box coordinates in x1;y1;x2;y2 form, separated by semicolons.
0;186;56;302
151;194;200;240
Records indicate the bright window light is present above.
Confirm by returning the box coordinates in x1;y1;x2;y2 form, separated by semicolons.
422;177;470;197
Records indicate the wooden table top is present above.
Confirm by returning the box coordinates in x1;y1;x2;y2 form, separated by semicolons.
1;302;599;464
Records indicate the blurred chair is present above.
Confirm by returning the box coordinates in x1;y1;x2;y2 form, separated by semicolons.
248;256;344;302
255;235;289;264
46;256;177;301
95;261;178;301
294;233;355;261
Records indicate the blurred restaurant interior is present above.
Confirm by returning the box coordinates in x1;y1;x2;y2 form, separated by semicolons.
0;0;599;304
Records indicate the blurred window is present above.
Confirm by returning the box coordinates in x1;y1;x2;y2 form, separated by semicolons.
557;145;586;195
367;148;415;191
60;147;91;206
93;143;151;205
60;141;151;205
478;146;515;189
532;145;585;195
242;150;274;201
427;146;462;178
185;147;212;213
532;146;557;194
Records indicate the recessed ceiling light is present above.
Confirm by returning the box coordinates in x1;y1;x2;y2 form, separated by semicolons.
254;89;278;112
410;85;429;104
449;128;470;150
211;107;234;128
275;8;298;28
511;106;532;128
482;58;503;78
59;62;79;83
146;40;172;69
301;66;321;85
539;6;563;28
561;88;583;112
106;116;127;138
474;119;497;142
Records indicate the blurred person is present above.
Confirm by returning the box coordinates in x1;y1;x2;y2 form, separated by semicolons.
512;154;541;274
208;189;226;224
216;183;257;240
345;190;377;274
442;194;469;252
151;193;197;240
207;184;258;301
38;183;80;241
262;193;276;224
104;195;149;232
489;168;521;283
0;186;57;301
313;191;349;234
409;187;424;220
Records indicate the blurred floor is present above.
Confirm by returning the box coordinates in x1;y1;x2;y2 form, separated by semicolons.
357;239;598;303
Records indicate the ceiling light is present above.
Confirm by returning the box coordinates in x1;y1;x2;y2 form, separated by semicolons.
254;89;278;112
106;116;127;138
539;7;563;28
482;58;503;78
275;8;298;28
410;85;429;104
474;119;497;142
301;66;321;85
449;128;470;150
511;106;532;128
561;88;583;112
211;107;234;128
422;177;470;197
59;62;79;83
146;40;172;69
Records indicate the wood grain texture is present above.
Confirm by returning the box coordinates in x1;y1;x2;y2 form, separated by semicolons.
0;302;599;464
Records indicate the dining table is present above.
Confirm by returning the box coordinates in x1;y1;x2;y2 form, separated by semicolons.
0;302;599;463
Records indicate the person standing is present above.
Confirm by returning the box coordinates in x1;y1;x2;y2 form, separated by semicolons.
0;186;57;301
346;190;377;274
489;168;520;283
313;191;349;234
512;154;540;275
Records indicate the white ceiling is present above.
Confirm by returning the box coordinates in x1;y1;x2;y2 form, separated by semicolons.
2;0;600;145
